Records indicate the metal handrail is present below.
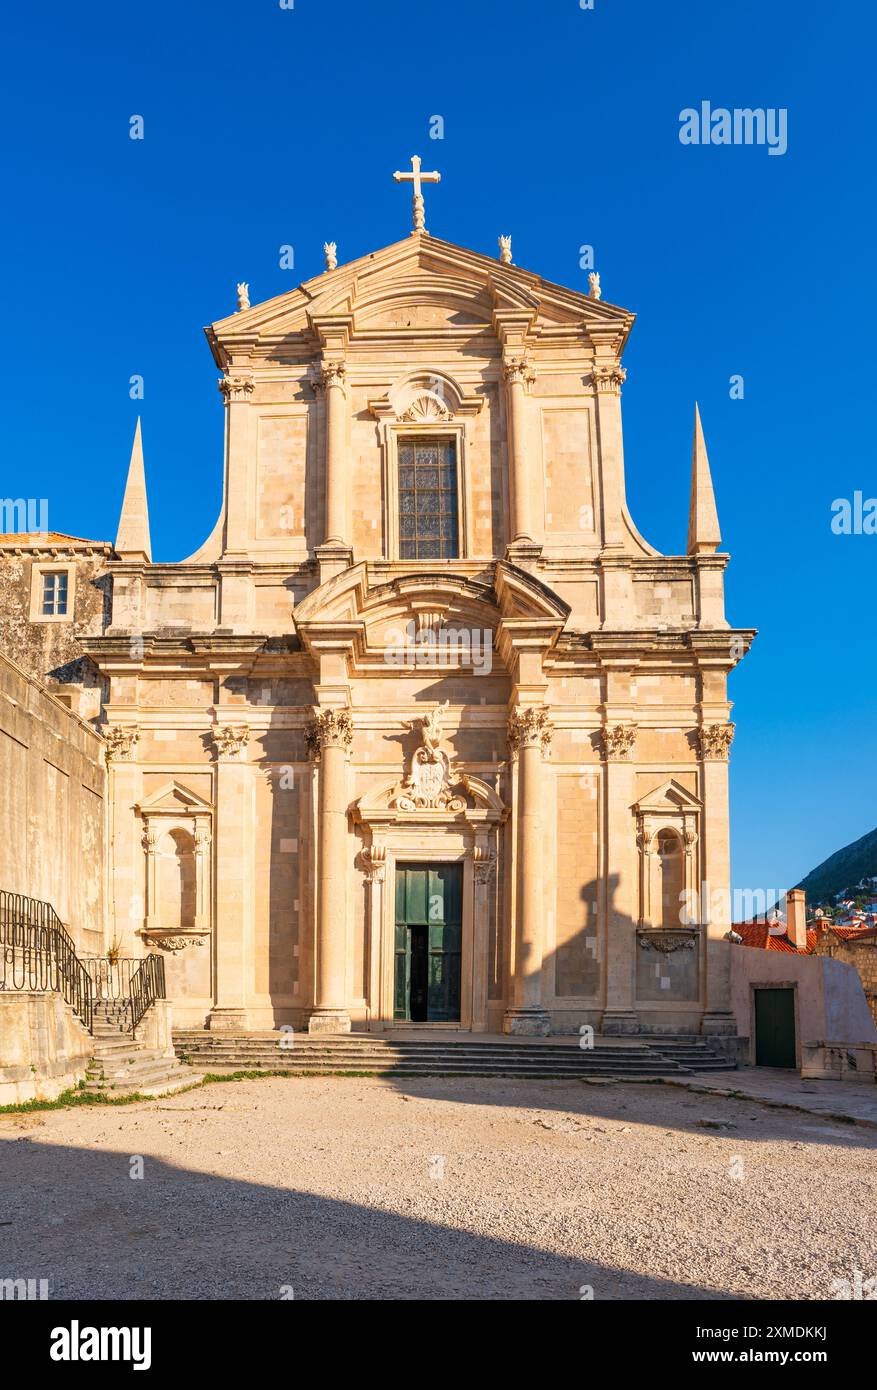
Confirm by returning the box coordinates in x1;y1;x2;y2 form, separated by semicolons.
129;954;167;1036
0;890;94;1032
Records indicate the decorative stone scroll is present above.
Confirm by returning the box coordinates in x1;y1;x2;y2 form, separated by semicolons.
104;726;139;763
361;845;387;884
600;723;638;761
149;934;207;952
508;706;553;759
211;725;250;760
637;929;698;954
697;723;736;761
305;708;353;762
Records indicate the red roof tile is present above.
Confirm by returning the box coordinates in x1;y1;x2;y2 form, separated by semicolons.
0;532;110;545
733;921;816;953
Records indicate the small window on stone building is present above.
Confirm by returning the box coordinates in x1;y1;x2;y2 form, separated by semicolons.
41;571;69;616
398;436;459;559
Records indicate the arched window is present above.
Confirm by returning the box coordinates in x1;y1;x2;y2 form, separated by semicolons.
656;830;684;930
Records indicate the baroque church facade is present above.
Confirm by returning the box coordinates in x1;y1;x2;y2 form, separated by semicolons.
73;165;752;1036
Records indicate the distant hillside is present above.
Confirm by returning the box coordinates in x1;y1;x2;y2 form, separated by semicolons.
796;825;877;902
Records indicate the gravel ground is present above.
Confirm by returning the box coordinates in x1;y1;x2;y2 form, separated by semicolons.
1;1076;874;1300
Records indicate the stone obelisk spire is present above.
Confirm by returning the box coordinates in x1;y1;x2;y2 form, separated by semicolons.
115;417;152;562
687;403;721;555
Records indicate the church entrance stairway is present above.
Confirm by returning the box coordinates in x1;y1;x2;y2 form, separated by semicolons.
172;1031;738;1080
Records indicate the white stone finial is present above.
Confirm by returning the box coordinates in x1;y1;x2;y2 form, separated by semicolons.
393;155;441;235
498;235;512;265
323;241;337;271
588;271;601;300
236;282;250;311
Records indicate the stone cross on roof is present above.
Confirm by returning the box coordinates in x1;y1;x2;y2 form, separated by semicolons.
393;155;441;235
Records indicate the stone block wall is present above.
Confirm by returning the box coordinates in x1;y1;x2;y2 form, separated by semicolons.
0;652;106;952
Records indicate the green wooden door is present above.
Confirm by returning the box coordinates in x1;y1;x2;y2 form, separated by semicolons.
394;863;462;1022
754;988;796;1068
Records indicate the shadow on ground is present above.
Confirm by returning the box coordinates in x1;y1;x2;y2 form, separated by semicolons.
0;1133;736;1301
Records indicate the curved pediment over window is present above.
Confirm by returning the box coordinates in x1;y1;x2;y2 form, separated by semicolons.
368;369;485;422
353;770;505;828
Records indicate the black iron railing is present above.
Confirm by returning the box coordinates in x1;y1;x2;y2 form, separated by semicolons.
82;956;138;1001
0;890;94;1032
129;954;166;1035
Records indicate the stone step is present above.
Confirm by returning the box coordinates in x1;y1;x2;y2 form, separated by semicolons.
172;1055;690;1075
173;1034;695;1052
178;1050;680;1067
84;1068;203;1097
88;1054;174;1080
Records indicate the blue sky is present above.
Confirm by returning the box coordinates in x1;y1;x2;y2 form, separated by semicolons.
2;0;874;900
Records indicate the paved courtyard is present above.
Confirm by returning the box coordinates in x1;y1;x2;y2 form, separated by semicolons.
1;1076;874;1300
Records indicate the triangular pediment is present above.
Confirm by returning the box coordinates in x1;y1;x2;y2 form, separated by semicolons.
136;780;213;815
634;779;702;815
205;233;633;364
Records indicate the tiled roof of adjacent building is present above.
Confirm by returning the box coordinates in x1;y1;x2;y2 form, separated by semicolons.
733;920;877;953
734;922;818;953
0;532;111;546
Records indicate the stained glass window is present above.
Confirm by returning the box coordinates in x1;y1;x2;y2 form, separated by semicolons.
398;436;459;559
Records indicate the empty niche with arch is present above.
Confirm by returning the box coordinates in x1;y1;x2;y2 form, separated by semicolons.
158;828;197;932
136;780;213;946
655;828;684;931
634;780;702;1003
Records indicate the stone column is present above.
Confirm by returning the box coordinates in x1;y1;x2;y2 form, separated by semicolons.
601;722;640;1034
503;357;536;544
472;845;495;1033
307;708;353;1033
193;822;212;932
321;361;348;546
104;726;142;955
362;845;386;1030
218;375;254;556
504;707;552;1036
208;725;252;1031
698;723;737;1034
591;358;627;552
143;823;160;934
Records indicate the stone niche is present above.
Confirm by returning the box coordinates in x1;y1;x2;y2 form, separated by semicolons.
135;780;213;1001
633;777;702;1003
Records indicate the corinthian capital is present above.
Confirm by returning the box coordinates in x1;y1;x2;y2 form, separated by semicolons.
601;723;638;760
105;725;139;763
503;355;535;389
212;725;250;760
697;723;735;761
218;376;255;403
319;360;347;390
508;706;553;758
591;362;627;395
306;708;353;760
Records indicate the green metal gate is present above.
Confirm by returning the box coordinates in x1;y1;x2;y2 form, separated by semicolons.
394;863;462;1022
754;987;796;1068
